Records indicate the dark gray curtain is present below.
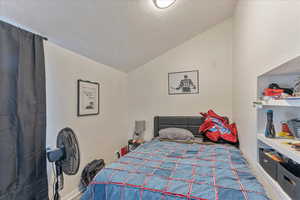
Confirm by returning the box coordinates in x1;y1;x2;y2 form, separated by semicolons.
0;21;48;200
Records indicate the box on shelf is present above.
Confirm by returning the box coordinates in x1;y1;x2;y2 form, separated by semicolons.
277;162;300;200
259;148;279;181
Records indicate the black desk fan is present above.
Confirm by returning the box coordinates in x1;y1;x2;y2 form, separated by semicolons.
47;128;80;200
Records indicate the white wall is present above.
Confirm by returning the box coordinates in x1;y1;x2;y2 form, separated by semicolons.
233;1;300;198
233;0;300;164
128;19;233;140
45;42;128;199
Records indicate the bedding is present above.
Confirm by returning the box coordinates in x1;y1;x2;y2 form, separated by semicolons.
159;127;195;140
82;139;269;200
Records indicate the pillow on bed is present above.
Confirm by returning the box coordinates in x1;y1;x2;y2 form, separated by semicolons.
159;128;194;140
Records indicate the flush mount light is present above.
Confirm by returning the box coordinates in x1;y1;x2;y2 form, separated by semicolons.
153;0;176;9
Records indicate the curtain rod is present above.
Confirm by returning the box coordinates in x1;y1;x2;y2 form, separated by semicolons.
16;24;48;41
0;20;48;41
26;30;48;41
23;29;48;41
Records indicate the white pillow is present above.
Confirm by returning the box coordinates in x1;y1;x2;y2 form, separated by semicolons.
159;128;194;140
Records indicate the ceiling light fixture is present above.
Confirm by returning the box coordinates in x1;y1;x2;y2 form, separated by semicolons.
153;0;176;9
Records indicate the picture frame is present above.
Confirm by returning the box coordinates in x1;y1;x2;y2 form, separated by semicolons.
77;79;100;116
168;70;199;95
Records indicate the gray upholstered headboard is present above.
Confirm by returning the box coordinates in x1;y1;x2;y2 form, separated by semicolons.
154;116;205;138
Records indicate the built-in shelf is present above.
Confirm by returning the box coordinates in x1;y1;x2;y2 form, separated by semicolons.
257;134;300;164
262;98;300;107
256;163;291;200
256;55;300;200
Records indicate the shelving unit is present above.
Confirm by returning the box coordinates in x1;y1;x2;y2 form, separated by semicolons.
256;55;300;200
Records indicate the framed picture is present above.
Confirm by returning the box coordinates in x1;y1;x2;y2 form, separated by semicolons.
168;70;199;95
77;80;99;116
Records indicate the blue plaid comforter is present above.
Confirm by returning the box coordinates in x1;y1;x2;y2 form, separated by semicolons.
82;139;269;200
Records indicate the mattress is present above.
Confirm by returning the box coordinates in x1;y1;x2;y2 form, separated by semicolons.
81;139;269;200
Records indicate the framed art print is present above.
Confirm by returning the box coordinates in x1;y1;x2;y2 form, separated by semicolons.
168;70;199;95
77;80;99;116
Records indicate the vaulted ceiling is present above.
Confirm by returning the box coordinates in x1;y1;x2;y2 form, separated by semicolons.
0;0;237;72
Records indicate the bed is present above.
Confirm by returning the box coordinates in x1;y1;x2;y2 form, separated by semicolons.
81;116;269;200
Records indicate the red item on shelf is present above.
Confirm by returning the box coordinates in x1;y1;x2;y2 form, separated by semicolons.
264;88;283;96
282;122;292;135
